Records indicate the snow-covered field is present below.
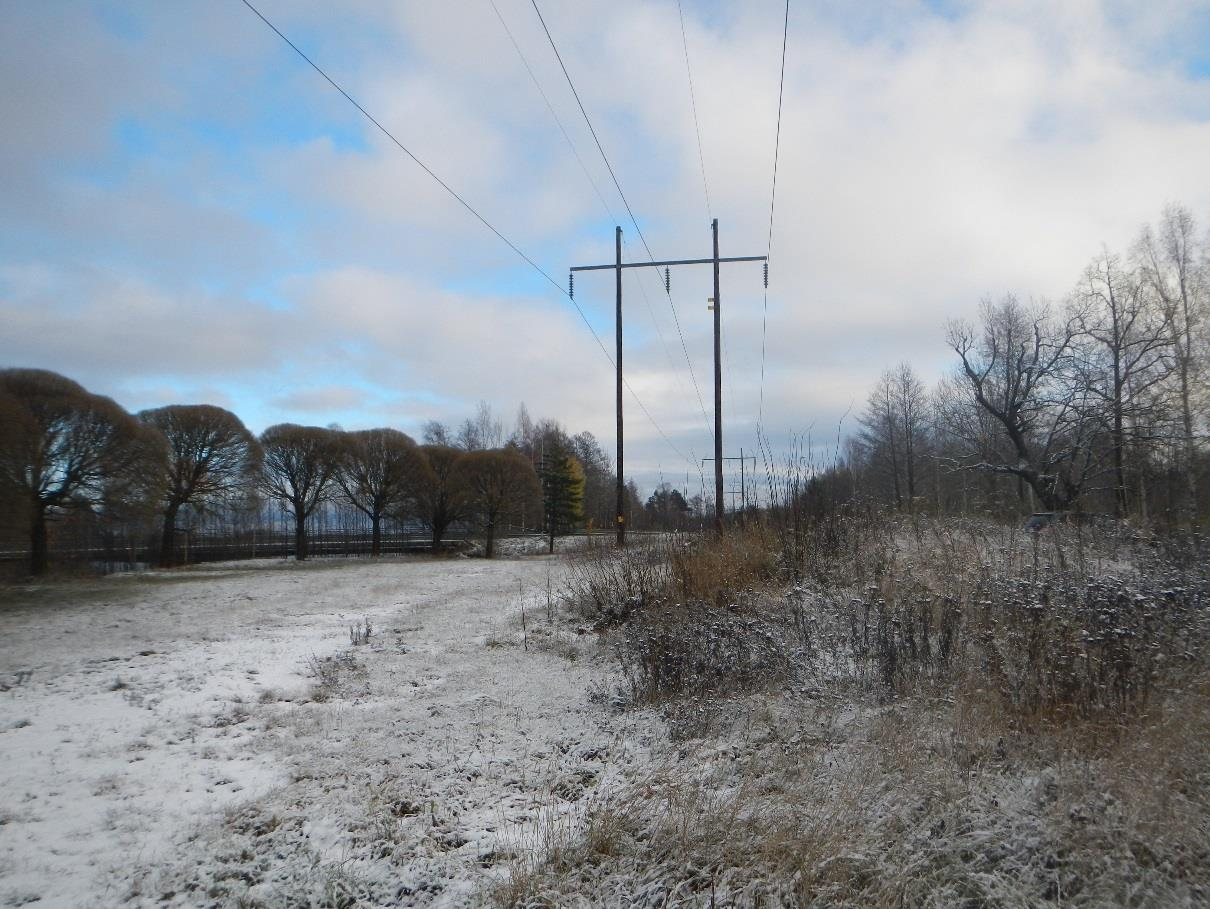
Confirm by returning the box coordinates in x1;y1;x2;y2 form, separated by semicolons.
0;555;658;907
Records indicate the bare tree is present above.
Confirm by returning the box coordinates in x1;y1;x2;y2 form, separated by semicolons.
422;420;454;447
139;404;260;566
1135;204;1208;523
456;400;504;451
856;363;930;512
894;363;930;509
570;430;614;530
413;445;471;552
0;369;164;575
259;424;340;561
857;371;905;509
335;428;427;556
932;370;1019;513
510;402;536;451
1072;249;1173;516
946;296;1103;511
460;448;541;558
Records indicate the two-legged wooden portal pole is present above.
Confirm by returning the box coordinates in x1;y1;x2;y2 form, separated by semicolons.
570;222;766;543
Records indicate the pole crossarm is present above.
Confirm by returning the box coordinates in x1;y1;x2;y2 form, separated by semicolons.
571;255;766;272
570;220;764;539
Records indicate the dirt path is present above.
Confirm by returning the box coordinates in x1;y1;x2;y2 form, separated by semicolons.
0;556;656;908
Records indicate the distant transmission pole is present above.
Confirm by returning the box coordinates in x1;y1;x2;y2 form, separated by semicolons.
702;450;756;515
571;219;766;539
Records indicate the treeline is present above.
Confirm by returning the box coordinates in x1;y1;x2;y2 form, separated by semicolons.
841;203;1209;524
0;374;673;576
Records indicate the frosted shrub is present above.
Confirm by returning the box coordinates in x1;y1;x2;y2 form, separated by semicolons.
562;538;672;628
969;567;1208;719
614;602;795;703
503;518;1209;908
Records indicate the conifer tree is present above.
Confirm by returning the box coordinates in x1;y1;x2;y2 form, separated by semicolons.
540;440;585;553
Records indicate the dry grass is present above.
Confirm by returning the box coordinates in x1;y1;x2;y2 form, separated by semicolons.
497;517;1210;907
500;680;1210;907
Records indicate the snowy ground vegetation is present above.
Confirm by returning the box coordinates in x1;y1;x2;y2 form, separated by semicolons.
1;518;1206;908
506;519;1210;907
0;555;660;907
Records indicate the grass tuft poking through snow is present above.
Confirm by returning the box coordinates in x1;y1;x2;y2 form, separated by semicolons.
502;519;1210;907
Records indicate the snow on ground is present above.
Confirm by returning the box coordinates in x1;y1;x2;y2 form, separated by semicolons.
0;555;659;907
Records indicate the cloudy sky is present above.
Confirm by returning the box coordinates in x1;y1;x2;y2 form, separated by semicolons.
3;0;1210;498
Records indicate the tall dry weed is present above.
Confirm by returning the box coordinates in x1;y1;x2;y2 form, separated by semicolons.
506;515;1210;906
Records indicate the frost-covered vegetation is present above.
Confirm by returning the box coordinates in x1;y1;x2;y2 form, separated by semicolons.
504;518;1210;907
2;515;1205;907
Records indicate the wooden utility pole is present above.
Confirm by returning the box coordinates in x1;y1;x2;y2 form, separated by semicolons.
712;218;723;534
570;222;766;544
615;226;624;546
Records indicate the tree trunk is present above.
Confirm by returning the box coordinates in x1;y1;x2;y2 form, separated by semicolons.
1180;367;1198;527
294;511;308;561
1021;468;1063;512
370;513;382;557
30;505;49;577
1113;405;1127;519
160;502;180;568
886;412;903;511
484;520;495;559
431;516;446;553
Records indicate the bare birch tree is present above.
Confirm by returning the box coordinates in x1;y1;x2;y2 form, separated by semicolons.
1072;250;1173;516
1135;204;1208;523
457;400;504;451
857;363;930;511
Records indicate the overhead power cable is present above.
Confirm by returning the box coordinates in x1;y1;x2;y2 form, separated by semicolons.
758;0;790;430
677;0;712;222
624;239;713;438
529;0;712;434
672;0;721;447
238;0;692;467
488;0;696;431
487;0;618;226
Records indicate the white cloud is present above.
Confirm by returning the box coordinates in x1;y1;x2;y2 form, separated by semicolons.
2;0;1210;491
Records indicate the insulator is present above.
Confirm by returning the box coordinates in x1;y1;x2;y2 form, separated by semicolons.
664;267;670;294
569;272;574;299
763;262;769;288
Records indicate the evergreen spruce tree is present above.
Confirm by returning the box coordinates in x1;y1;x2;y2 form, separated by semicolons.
540;440;585;553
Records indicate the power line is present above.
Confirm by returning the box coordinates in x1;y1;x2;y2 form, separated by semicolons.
625;376;692;465
491;0;685;415
758;0;790;430
487;0;618;225
487;0;708;445
529;0;711;433
677;0;712;222
528;0;649;263
721;306;737;425
239;0;692;469
624;243;713;438
671;1;722;442
239;1;575;313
